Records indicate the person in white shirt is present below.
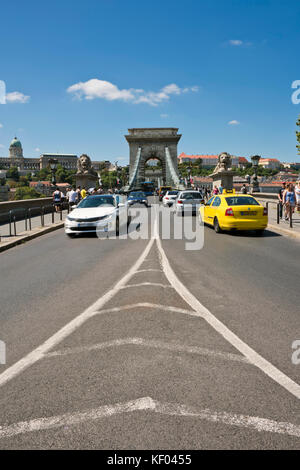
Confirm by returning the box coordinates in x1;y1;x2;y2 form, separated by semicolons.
68;187;78;207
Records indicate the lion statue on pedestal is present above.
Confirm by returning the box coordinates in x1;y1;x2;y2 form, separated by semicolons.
77;154;97;176
213;152;232;173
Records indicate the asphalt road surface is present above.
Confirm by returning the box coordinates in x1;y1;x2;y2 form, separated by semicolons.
0;199;299;449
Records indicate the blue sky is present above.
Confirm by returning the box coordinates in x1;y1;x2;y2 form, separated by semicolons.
0;0;300;163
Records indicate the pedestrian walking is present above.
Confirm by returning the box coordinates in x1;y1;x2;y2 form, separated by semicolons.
295;181;300;213
283;183;296;221
213;186;219;195
241;184;247;194
68;187;78;207
277;182;286;219
80;187;87;199
53;187;63;212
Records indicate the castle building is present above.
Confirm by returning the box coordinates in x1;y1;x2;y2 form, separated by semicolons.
0;137;120;175
0;137;77;173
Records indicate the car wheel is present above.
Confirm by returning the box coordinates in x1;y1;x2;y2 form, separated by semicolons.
255;229;265;236
214;217;222;233
66;233;77;238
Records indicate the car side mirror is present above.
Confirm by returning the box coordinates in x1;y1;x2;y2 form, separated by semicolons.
71;205;77;210
118;202;125;207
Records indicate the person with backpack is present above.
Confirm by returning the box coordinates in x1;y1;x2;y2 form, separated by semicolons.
241;184;247;194
53;187;63;212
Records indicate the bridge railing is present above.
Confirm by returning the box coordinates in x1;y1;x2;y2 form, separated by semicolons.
0;202;70;239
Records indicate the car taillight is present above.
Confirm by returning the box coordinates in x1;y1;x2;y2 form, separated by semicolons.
177;200;183;204
165;197;169;200
225;208;234;216
263;207;268;216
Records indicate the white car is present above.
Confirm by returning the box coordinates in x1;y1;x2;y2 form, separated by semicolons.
162;190;179;207
174;190;204;216
65;194;128;237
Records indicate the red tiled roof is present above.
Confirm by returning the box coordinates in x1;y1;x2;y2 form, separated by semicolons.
178;153;218;160
259;158;280;162
30;181;51;187
238;157;248;162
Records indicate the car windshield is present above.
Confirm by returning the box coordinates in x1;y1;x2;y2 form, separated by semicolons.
167;191;178;195
77;196;115;208
129;192;146;198
225;196;259;206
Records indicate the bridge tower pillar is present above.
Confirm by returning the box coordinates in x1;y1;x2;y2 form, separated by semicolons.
125;128;182;190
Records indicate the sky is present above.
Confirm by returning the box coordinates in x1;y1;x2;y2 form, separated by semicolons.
0;0;300;164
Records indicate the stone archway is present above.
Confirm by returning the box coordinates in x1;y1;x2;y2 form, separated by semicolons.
125;128;182;190
142;155;166;187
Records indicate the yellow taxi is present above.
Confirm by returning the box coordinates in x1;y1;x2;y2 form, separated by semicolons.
199;189;268;234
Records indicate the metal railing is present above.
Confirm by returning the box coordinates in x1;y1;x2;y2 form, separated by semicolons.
264;201;300;229
0;202;70;239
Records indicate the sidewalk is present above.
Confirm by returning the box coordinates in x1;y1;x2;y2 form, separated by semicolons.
0;211;67;252
258;198;300;240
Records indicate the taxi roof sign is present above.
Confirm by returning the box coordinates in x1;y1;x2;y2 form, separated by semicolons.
222;188;236;194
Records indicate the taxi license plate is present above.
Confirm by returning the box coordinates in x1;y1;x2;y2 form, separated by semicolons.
240;211;257;216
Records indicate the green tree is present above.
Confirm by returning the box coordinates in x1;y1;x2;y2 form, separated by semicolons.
6;166;19;181
297;115;300;155
14;186;44;200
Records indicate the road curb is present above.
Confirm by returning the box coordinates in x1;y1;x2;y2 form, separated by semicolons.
0;222;65;253
267;223;300;240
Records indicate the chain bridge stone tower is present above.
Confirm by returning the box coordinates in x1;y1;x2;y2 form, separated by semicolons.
125;128;182;190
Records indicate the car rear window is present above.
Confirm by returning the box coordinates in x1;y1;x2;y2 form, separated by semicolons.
225;196;259;206
167;191;178;195
129;192;146;198
181;192;203;199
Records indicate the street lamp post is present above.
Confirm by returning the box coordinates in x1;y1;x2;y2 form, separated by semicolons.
250;155;261;193
187;163;192;188
48;158;58;186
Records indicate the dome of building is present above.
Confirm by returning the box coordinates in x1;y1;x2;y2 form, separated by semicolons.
10;137;22;148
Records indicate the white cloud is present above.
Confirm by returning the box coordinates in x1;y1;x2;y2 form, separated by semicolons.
6;91;30;103
229;40;243;46
35;147;40;152
0;123;3;128
228;120;240;125
160;114;169;118
0;144;4;148
67;78;198;106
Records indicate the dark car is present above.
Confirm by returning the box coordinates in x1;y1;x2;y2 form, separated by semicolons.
127;191;149;207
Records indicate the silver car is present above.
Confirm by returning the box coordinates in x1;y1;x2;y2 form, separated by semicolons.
174;190;204;216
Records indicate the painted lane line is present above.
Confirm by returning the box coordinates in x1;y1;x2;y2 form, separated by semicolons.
156;236;300;400
135;269;162;273
0;237;155;389
0;397;154;440
94;303;201;317
1;397;300;440
121;282;172;289
46;337;249;364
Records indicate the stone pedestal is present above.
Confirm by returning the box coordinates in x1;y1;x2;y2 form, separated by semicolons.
209;170;235;191
76;173;98;190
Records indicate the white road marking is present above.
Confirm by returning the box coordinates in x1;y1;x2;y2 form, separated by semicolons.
121;282;172;289
0;397;299;440
0;237;155;389
135;269;162;273
156;234;300;400
94;303;201;317
46;337;249;364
